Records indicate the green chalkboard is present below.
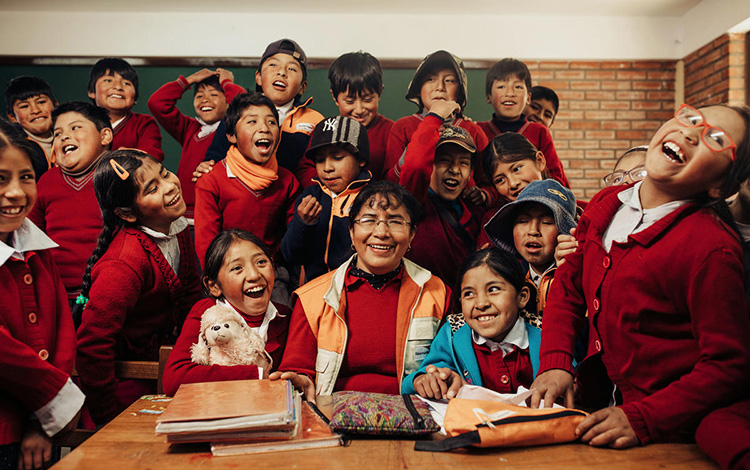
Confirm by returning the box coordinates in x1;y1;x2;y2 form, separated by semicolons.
1;64;493;172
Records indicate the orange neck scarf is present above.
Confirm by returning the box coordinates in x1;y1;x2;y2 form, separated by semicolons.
225;145;279;191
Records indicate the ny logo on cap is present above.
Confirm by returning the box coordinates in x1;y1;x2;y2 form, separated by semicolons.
323;118;338;132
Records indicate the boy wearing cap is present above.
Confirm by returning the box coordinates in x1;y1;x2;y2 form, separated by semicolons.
204;38;323;187
484;179;577;325
281;116;371;282
398;99;486;285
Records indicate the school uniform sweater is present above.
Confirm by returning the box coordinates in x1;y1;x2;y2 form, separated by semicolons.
477;115;569;188
76;226;202;426
0;222;82;445
398;113;485;286
111;111;164;162
539;185;750;444
193;160;300;267
147;76;245;218
695;399;750;470
162;298;291;396
28;168;102;299
280;169;370;282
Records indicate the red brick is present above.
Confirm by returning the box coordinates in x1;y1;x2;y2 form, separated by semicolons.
555;70;586;80
585;169;611;179
568;101;600;110
601;121;631;130
647;110;673;120
697;42;714;58
647;71;674;80
564;169;585;179
600;160;619;169
585;71;617;80
539;61;570;69
557;91;585;100
632;101;662;110
569;179;601;189
537;80;570;90
617;71;647;80
647;91;673;101
553;140;569;149
583;188;603;199
584;110;616;120
555;110;584;121
570;140;600;150
585;150;615;159
712;34;729;48
633;61;670;69
633;81;664;90
615;110;646;120
570;61;601;69
570;80;601;90
600;140;637;149
601;101;631;110
616;130;648;139
601;81;631;90
570;121;600;130
586;130;616;140
632;121;661;130
553;130;585;140
601;62;632;69
615;91;646;100
557;150;585;159
551;121;570;130
569;159;600;169
585;91;616;100
531;71;555;81
729;54;744;66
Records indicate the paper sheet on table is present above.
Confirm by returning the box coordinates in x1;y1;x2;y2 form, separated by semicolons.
415;385;562;433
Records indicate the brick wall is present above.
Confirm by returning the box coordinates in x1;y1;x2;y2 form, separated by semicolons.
684;33;746;108
525;60;676;200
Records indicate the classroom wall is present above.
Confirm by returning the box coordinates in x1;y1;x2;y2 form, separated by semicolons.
684;33;747;107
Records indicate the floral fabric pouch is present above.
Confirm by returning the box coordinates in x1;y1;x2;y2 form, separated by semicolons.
329;391;440;437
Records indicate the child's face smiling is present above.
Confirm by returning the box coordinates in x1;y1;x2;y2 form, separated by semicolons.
53;112;112;173
88;71;136;119
131;159;186;234
420;68;459;113
332;89;380;127
9;95;56;138
492;154;546;201
644;105;745;201
314;146;365;194
255;53;306;107
460;264;529;342
193;85;228;125
430;146;472;202
524;98;556;128
0;146;37;244
488;75;531;122
227;105;280;166
206;240;275;317
512;203;559;273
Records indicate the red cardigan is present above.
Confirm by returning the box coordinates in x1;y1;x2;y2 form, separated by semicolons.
112;112;164;162
147;76;245;218
539;185;750;444
365;114;395;180
0;249;76;444
27;168;102;299
76;226;202;425
193;160;300;266
162;298;291;396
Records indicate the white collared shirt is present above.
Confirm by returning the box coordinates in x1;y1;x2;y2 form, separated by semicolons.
111;116;126;130
602;182;690;252
276;100;294;126
471;316;529;357
0;219;58;266
528;265;549;288
139;217;188;274
196;117;221;139
735;220;750;243
217;298;279;344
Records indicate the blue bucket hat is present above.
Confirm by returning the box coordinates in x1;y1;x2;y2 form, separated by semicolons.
484;179;577;254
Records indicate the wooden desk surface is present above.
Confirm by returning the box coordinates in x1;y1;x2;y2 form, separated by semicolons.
54;396;717;469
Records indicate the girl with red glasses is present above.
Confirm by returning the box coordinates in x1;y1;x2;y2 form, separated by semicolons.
529;104;750;451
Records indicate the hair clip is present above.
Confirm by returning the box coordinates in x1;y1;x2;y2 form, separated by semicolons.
110;159;130;180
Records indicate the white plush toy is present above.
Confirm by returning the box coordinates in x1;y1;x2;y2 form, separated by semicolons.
191;305;271;370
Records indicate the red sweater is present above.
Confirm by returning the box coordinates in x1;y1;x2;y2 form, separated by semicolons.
279;269;402;394
112;112;164;162
365;114;395;180
76;227;202;425
0;249;76;444
147;76;245;218
193;160;300;267
162;298;291;396
473;343;533;394
28;169;102;299
477;117;569;188
399;114;485;285
539;185;750;444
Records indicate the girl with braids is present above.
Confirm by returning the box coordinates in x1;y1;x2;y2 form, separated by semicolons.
0;121;84;470
530;104;750;449
75;149;201;427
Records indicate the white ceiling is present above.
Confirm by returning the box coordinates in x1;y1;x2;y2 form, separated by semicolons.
0;0;703;16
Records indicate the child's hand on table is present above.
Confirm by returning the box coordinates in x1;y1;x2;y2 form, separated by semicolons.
576;407;639;449
413;365;464;400
269;371;316;404
18;422;52;470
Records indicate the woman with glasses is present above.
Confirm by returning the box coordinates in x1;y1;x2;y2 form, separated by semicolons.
531;104;750;449
271;180;450;399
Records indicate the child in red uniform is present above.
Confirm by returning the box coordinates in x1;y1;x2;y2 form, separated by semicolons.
327;51;394;180
477;59;568;188
28;102;113;309
524;85;559;129
531;104;750;449
163;230;290;395
148;68;244;221
87;58;164;161
75;150;201;427
0;121;84;470
385;50;489;205
194;92;300;306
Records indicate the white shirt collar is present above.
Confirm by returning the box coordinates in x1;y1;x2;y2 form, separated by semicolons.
111;116;126;130
196;118;221;139
139;217;188;240
218;298;279;343
472;316;529;357
0;219;58;266
276;100;294;125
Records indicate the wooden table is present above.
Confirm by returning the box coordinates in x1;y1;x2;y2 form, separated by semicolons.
53;396;717;469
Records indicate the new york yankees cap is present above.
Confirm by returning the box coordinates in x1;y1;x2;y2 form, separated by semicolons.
305;116;370;163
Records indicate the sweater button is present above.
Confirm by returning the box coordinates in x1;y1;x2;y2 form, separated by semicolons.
28;312;37;323
38;349;49;361
23;274;33;285
595;340;601;352
593;298;600;311
500;375;510;384
603;256;610;268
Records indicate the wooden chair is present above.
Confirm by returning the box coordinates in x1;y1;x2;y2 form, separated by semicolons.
59;345;173;448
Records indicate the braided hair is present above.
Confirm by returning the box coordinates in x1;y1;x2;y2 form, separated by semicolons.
73;149;153;324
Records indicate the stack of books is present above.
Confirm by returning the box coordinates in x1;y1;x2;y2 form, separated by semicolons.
156;379;341;456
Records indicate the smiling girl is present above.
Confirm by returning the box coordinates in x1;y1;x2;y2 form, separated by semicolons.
531;104;750;449
75;149;202;427
162;230;290;396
